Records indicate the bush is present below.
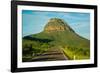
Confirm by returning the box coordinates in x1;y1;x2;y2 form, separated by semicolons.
62;46;90;60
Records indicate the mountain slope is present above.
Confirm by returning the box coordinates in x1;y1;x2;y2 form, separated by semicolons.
30;18;90;49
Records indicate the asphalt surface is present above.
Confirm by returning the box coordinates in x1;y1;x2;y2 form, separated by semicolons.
29;47;68;62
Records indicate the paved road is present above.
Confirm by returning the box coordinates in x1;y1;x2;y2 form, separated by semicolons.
29;47;68;62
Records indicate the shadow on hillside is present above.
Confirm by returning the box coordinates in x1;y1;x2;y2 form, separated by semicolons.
23;36;53;43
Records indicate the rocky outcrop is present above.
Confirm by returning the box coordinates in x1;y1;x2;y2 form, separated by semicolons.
44;18;75;32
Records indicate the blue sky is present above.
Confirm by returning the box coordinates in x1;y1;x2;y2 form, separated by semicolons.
22;10;90;40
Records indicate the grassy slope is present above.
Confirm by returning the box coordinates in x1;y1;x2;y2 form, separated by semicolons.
29;30;90;60
31;30;90;49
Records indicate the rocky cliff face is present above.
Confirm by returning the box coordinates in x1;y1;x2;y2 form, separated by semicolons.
44;18;74;32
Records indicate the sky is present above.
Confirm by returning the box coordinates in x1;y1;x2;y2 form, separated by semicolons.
22;10;90;40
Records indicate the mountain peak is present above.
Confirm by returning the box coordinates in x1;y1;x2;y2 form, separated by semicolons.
49;18;63;22
44;18;75;32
